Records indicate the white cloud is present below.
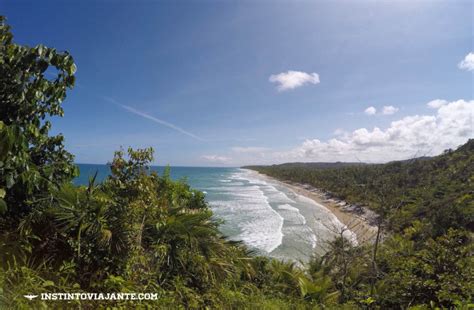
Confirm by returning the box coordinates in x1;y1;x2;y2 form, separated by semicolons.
427;99;448;109
201;155;231;163
275;99;473;163
458;52;474;71
269;70;320;91
364;106;377;115
382;105;399;115
200;100;473;165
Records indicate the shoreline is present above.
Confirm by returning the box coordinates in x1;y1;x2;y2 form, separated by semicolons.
251;170;378;245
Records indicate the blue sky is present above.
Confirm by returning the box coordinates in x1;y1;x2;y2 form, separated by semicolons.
2;0;473;166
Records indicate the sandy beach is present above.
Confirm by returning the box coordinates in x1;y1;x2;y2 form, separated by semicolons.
253;171;378;245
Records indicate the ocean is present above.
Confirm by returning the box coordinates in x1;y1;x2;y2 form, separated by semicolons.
75;164;355;262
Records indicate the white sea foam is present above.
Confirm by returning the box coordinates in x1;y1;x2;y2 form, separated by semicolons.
292;191;358;246
277;204;300;212
210;172;284;253
277;204;306;225
281;225;317;250
204;185;247;191
310;233;317;249
264;186;295;203
210;168;357;258
231;171;268;186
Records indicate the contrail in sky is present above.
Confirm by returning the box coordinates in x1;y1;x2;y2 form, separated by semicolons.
104;97;204;141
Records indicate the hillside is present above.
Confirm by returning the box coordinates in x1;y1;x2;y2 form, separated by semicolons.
246;140;474;236
245;162;366;170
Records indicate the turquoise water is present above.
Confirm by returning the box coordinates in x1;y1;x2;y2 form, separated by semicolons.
75;164;355;262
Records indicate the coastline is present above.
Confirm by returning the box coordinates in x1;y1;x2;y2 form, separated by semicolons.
251;170;378;245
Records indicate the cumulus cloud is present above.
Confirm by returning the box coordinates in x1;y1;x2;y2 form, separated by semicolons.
458;52;474;71
427;99;448;109
382;105;399;115
204;100;472;165
279;99;473;163
364;106;377;115
269;70;320;91
201;155;231;163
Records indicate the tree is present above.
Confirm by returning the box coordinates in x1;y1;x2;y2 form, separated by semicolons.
377;229;473;308
0;16;77;220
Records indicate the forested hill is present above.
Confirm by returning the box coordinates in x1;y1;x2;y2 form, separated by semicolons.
245;139;474;235
248;162;366;170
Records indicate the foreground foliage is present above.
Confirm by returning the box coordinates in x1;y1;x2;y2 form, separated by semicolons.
1;16;472;309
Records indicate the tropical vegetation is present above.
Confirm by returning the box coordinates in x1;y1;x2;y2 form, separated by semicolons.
0;16;472;309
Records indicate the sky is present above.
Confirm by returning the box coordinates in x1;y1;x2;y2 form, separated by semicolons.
2;0;473;166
